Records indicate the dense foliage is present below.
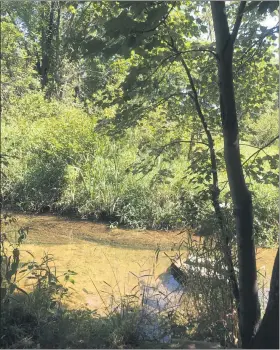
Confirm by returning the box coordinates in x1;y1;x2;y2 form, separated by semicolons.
2;3;278;245
1;2;278;248
1;1;279;349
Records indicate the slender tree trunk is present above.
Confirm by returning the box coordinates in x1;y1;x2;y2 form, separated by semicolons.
177;58;241;345
169;39;240;310
179;54;240;305
211;2;260;347
55;2;61;97
41;2;55;90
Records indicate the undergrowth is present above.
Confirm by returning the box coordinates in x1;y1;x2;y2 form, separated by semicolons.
2;94;278;247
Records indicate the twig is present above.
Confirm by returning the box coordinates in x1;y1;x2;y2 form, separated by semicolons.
139;92;188;114
134;139;209;182
239;143;268;149
141;53;177;85
152;139;209;165
220;136;279;192
235;24;279;74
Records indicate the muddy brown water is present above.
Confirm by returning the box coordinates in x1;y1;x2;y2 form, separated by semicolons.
3;213;277;312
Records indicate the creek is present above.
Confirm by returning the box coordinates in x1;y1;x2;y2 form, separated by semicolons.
5;213;277;314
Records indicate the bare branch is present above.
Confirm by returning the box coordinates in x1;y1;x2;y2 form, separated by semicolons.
239;143;266;149
146;92;187;111
155;139;209;156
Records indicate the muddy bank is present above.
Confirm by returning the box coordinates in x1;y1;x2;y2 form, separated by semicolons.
7;212;190;250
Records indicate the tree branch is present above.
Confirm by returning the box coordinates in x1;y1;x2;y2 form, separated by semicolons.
147;92;187;111
236;23;279;67
145;53;177;81
151;139;208;170
179;48;218;60
231;1;247;45
239;143;267;149
242;135;278;166
136;139;209;180
219;136;278;193
133;3;176;34
156;139;209;155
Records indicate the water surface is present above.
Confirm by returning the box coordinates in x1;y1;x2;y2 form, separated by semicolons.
5;213;276;312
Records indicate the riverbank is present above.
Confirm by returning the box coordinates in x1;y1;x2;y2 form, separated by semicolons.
8;212;190;250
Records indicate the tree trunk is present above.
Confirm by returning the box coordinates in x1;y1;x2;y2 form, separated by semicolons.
169;36;240;311
249;248;279;349
41;2;55;90
54;2;61;97
172;46;240;308
211;2;260;347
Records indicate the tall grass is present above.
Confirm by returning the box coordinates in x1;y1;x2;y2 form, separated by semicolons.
2;93;278;246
